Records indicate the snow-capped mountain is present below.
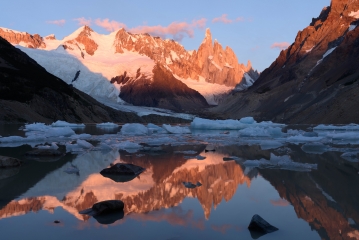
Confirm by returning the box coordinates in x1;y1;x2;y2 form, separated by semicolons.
216;0;359;124
0;26;258;110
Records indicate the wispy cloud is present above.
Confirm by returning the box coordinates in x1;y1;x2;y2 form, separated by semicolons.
73;17;207;42
94;18;127;32
74;17;92;26
212;14;245;24
129;18;207;41
46;19;66;27
271;42;290;50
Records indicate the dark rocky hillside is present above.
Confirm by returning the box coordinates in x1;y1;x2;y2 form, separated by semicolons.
214;0;359;124
0;37;188;124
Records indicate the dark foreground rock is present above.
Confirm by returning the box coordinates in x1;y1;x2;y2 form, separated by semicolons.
248;214;278;238
79;200;125;224
100;163;145;182
0;156;21;168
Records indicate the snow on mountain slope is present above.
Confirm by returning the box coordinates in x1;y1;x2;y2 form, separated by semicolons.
1;26;258;111
173;74;232;105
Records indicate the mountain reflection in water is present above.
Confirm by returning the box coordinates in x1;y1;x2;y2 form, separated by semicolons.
0;144;358;239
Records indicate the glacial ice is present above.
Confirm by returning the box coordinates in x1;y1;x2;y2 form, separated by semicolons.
162;124;191;134
301;143;328;154
51;121;85;128
120;123;149;135
96;122;119;128
243;153;317;171
76;139;93;149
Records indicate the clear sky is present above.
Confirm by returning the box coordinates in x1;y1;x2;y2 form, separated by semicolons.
0;0;330;71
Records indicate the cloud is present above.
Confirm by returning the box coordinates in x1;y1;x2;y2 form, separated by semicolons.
74;17;92;26
94;18;127;32
212;14;245;24
270;198;290;207
271;42;290;50
73;17;207;42
129;18;207;41
46;19;66;27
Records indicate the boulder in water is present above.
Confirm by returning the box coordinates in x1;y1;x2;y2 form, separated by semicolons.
248;214;278;238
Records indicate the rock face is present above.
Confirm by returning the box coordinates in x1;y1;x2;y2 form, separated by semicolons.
216;0;359;124
114;28;257;87
0;28;45;49
119;64;209;111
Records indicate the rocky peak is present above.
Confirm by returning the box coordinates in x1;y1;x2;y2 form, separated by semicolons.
63;26;98;56
0;28;45;49
45;34;56;40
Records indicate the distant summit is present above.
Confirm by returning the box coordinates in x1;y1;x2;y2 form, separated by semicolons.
0;26;258;110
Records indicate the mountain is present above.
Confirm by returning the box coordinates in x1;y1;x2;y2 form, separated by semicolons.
0;26;258;111
0;36;187;123
215;0;359;124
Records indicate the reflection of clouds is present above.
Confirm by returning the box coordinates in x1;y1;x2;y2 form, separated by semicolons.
270;198;289;207
128;206;205;230
211;224;243;234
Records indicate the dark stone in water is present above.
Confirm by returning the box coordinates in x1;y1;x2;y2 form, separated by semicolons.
54;220;60;224
79;200;125;224
205;149;215;152
248;214;278;238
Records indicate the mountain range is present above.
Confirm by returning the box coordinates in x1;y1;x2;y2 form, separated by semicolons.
0;26;258;113
1;0;359;124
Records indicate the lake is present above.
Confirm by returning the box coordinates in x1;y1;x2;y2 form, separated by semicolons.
0;121;359;240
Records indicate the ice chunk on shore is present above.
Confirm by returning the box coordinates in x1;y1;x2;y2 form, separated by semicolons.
120;123;148;135
162;124;191;134
51;121;85;128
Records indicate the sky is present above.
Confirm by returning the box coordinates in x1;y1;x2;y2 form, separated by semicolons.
0;0;330;71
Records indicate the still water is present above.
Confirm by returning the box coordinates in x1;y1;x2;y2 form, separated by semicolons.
0;124;359;240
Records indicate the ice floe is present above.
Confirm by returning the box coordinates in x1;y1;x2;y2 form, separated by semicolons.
243;153;317;171
120;123;149;135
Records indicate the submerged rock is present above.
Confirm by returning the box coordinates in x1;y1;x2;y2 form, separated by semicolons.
79;200;125;224
248;214;278;238
100;163;145;182
0;156;21;168
196;155;206;160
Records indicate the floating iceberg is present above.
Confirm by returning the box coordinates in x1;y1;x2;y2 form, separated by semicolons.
243;153;317;171
96;122;118;128
120;123;148;135
190;117;284;130
162;124;191;134
51;120;85;128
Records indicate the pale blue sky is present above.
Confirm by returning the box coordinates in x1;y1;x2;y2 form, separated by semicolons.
1;0;330;71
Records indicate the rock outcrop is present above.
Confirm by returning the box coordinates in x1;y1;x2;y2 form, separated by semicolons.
216;0;359;124
0;28;45;49
113;28;257;87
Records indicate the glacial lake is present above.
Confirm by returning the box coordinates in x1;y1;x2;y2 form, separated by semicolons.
0;122;359;240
